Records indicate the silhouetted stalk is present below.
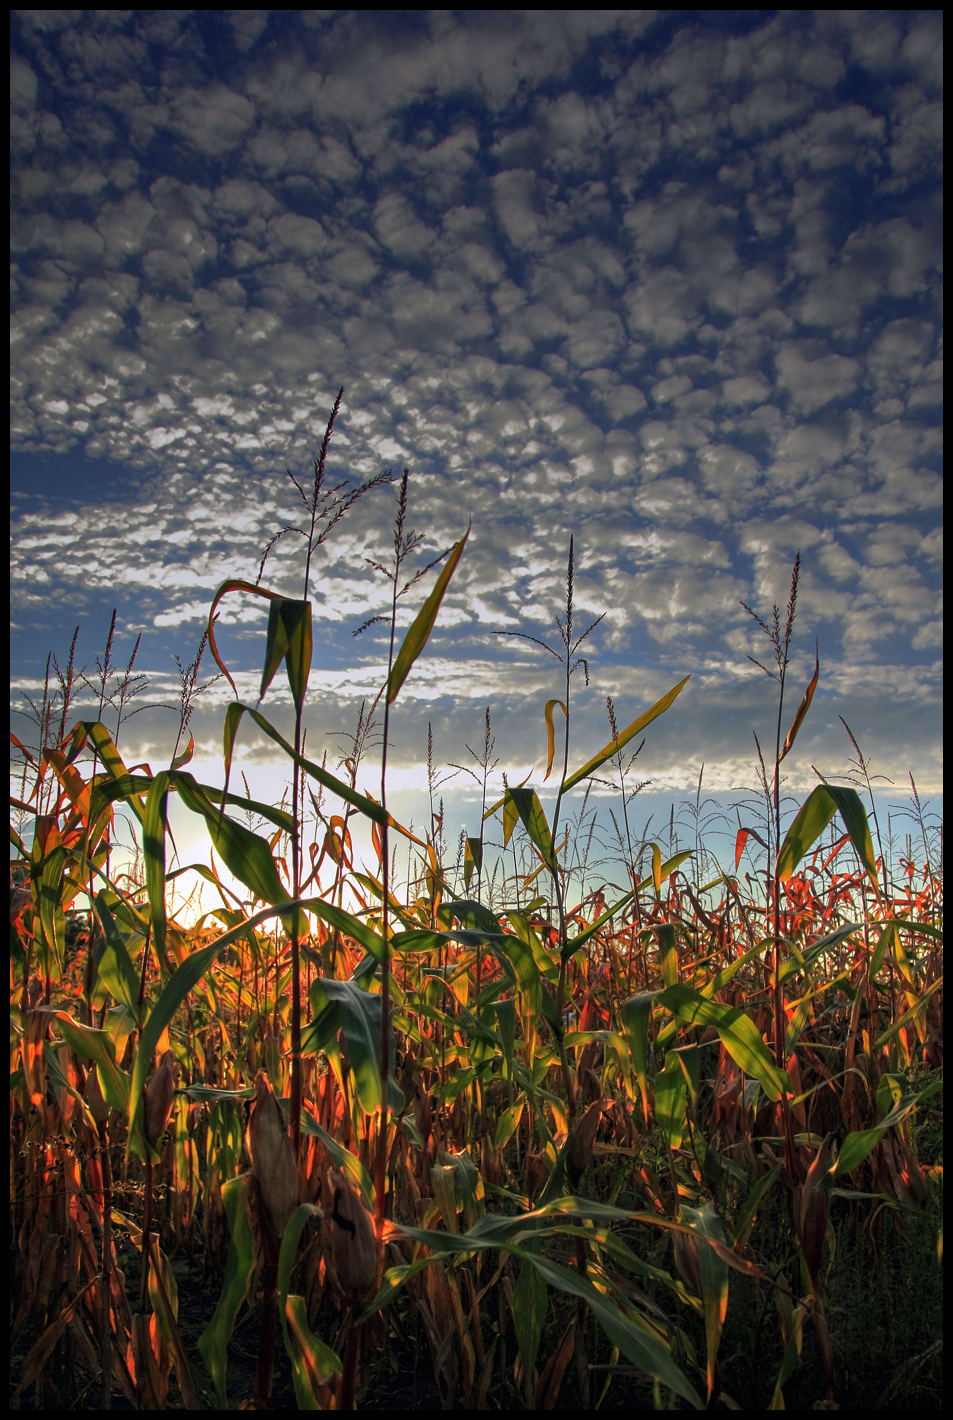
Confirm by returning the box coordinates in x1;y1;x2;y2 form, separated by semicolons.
450;706;497;1008
740;552;808;1183
550;635;576;1116
83;1096;115;1409
546;539;604;1121
254;386;393;1158
138;1156;154;1317
606;695;647;999
373;481;404;1242
253;1187;281;1407
355;467;460;1238
79;610;151;1022
338;1301;362;1411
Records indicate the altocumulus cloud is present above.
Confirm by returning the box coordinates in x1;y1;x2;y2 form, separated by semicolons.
10;10;942;894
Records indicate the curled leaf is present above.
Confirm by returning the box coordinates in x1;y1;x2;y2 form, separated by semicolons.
543;699;567;781
779;641;819;764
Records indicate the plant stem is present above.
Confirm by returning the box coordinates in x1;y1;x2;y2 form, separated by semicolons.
374;543;400;1242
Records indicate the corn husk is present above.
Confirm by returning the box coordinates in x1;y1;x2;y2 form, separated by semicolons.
144;1053;175;1150
328;1169;376;1297
245;1069;299;1237
567;1097;603;1187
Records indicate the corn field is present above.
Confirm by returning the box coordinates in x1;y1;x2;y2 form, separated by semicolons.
10;395;942;1410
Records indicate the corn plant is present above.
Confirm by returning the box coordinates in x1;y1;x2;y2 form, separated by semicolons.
10;399;943;1411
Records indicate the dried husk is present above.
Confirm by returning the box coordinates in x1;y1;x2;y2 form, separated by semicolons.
144;1052;175;1150
245;1069;299;1237
567;1097;603;1187
328;1168;376;1298
82;1062;110;1128
798;1131;837;1281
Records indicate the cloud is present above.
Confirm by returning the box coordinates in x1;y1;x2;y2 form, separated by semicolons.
9;9;942;825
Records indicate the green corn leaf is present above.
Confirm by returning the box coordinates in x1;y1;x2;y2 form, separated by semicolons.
681;1202;730;1404
304;898;388;964
658;923;679;988
464;835;483;889
558;851;690;965
445;898;505;936
431;1163;461;1234
563;676;690;792
387;526;469;703
126;905;285;1160
506;787;556;870
543;699;567;781
223;702;424;846
776;784;881;898
37;843;67;982
655;1049;688;1149
198;1175;256;1409
207;577;311;702
261;598;312;716
494;1101;525;1150
86;762;297;836
307;976;401;1115
71;720;149;828
835;1080;942;1175
513;1245;548;1391
358;1212;704;1409
495;998;517;1066
658;983;790;1101
91;892;141;1016
40;1010;131;1117
172;775;307;939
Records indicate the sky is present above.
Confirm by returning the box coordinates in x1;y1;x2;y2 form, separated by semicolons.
10;10;943;922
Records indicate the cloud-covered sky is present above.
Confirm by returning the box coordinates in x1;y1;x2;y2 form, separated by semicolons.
10;10;943;904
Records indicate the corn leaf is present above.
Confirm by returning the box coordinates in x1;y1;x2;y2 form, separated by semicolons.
543;699;567;781
388;526;469;703
563;676;690;792
506;786;556;870
775;784;880;899
778;641;819;764
261;598;312;716
657;983;790;1101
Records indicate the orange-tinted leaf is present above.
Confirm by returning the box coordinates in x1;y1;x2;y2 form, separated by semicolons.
535;1320;575;1410
734;828;747;871
779;641;819;764
170;734;194;771
43;747;92;821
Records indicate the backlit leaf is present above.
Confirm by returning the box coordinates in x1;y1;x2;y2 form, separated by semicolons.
506;787;556;870
775;784;881;899
261;598;312;716
564;676;690;792
543;699;567;781
388;527;469;703
778;641;819;764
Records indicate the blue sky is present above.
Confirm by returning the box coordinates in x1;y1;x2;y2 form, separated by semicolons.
10;11;943;918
